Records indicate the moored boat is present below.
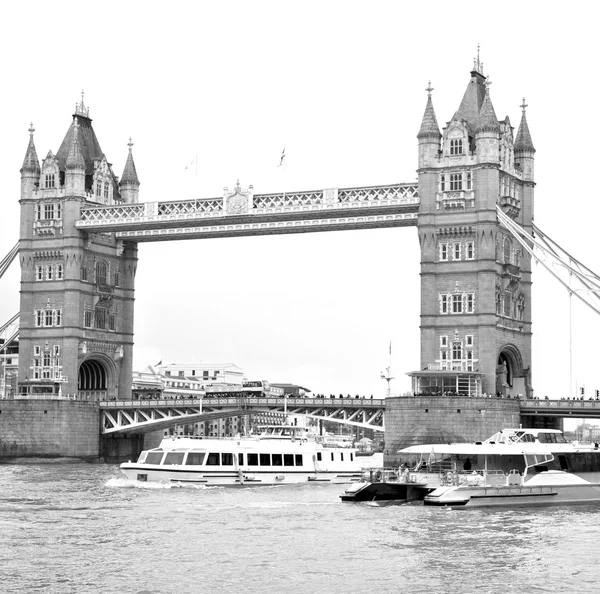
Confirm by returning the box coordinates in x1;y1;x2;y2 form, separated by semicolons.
120;422;362;486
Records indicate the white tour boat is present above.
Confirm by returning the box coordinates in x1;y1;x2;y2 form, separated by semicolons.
120;423;362;486
400;436;600;509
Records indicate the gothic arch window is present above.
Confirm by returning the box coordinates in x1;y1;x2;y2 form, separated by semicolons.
96;261;108;285
503;238;511;264
452;342;462;360
450;139;463;155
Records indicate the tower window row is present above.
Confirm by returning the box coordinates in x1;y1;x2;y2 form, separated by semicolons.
36;264;64;281
439;241;475;261
500;176;520;200
438;335;475;372
84;308;117;331
34;308;62;327
440;334;473;347
32;344;62;380
450;139;463;155
439;293;475;315
96;182;110;200
36;203;62;220
440;171;472;192
496;289;525;321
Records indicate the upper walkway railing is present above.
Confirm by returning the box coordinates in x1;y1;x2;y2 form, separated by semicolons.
75;183;419;240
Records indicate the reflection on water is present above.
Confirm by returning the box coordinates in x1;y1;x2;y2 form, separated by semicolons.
1;463;599;593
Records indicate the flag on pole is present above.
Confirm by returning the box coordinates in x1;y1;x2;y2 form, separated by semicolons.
184;156;197;171
278;147;285;167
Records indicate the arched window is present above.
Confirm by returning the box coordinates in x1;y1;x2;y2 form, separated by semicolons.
450;139;463;155
96;261;108;285
452;342;462;360
503;238;511;264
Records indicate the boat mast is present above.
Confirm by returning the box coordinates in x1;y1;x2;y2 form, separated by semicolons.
380;340;394;398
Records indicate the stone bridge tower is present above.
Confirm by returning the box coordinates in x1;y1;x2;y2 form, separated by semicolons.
410;58;535;398
18;96;139;400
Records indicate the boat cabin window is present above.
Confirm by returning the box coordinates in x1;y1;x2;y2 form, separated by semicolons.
207;452;220;465
295;454;303;466
259;454;270;466
317;452;322;462
222;453;234;466
517;433;535;443
272;454;283;466
537;432;567;444
145;451;165;465
331;453;334;462
350;453;353;462
185;452;206;465
284;454;294;466
340;453;344;462
238;453;244;466
164;452;185;465
248;454;259;466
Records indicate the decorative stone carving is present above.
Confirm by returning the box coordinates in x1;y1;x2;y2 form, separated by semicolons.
223;180;253;216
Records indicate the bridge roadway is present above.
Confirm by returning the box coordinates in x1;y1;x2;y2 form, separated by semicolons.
100;397;600;436
75;183;419;241
519;399;600;418
100;396;386;435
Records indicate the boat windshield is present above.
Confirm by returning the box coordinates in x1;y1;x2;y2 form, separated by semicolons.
536;432;568;444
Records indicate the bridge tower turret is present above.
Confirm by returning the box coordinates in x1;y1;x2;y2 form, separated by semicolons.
411;55;535;398
17;95;139;400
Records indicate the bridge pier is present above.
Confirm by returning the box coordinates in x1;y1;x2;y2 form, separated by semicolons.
383;395;521;468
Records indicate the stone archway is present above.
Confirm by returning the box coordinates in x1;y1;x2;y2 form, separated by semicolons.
496;344;525;397
78;357;114;401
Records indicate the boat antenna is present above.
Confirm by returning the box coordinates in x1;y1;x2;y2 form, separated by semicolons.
380;340;394;398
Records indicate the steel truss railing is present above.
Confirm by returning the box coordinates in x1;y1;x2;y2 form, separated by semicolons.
100;397;386;435
497;207;600;317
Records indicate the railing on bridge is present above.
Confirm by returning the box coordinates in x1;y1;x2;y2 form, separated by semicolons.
75;183;419;240
520;399;600;416
99;396;386;435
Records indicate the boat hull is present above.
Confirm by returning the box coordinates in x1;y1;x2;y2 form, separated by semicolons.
120;463;361;486
340;480;432;502
424;473;600;508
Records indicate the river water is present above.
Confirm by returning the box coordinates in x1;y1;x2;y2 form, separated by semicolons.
1;459;599;594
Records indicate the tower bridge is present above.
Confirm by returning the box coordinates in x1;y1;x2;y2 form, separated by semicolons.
5;53;600;461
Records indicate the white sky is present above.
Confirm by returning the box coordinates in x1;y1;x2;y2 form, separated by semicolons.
1;1;599;399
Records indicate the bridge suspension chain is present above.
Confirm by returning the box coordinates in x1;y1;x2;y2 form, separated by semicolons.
497;206;600;316
0;242;19;280
0;313;20;352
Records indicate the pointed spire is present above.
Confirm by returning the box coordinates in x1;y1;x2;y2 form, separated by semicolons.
472;43;484;76
514;98;535;152
21;122;41;174
476;77;499;133
417;81;442;140
66;122;85;169
75;90;90;118
120;138;140;185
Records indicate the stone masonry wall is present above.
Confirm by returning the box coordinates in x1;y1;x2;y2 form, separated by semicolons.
0;400;100;460
384;395;521;466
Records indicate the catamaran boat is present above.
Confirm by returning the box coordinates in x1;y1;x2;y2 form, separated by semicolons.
120;422;362;486
340;428;600;505
401;437;600;509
